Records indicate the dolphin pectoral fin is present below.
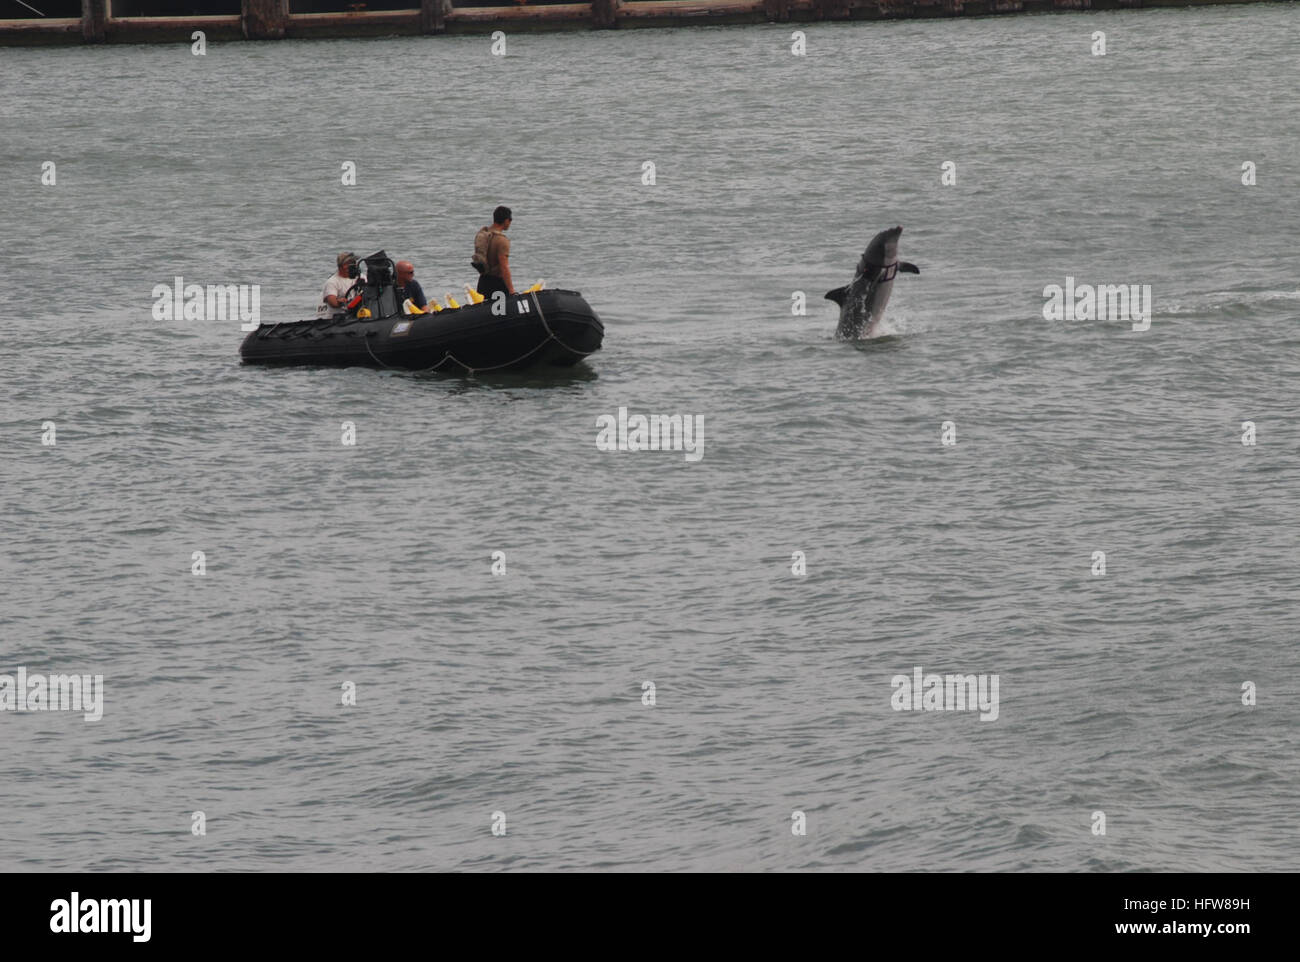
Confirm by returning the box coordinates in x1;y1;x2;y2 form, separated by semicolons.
898;262;920;274
824;285;849;306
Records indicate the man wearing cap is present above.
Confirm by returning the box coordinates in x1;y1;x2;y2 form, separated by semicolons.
317;251;360;317
473;206;516;299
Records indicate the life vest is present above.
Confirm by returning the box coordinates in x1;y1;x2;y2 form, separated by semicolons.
473;226;505;276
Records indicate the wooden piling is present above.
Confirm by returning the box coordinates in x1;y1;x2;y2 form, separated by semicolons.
592;0;625;28
242;0;289;40
422;0;452;33
82;0;106;43
763;0;793;20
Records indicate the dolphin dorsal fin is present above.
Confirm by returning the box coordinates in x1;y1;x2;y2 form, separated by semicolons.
824;285;849;306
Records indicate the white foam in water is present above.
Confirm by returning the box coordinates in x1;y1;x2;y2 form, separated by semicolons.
870;311;920;338
1162;288;1300;315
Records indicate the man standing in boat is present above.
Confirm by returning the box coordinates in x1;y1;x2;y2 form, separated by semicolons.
473;206;516;299
317;251;359;317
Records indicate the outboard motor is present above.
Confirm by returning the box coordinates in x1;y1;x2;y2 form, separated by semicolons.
359;250;400;319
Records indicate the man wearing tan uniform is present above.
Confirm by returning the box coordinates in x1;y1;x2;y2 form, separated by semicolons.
473;206;515;299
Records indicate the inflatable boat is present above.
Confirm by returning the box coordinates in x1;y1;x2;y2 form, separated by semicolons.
239;250;603;372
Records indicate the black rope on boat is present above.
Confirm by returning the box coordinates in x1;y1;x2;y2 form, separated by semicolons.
358;293;593;375
530;290;595;360
362;328;457;373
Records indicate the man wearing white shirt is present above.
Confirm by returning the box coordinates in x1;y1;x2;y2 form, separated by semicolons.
317;251;359;317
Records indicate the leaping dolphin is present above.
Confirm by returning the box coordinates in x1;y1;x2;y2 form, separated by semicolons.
826;225;920;339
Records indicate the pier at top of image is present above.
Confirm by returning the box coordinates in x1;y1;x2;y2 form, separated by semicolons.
0;0;1290;45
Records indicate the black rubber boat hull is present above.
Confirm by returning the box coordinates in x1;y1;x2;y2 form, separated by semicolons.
239;289;603;372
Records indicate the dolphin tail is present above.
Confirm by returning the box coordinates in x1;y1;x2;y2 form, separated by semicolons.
898;262;920;274
824;285;849;306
